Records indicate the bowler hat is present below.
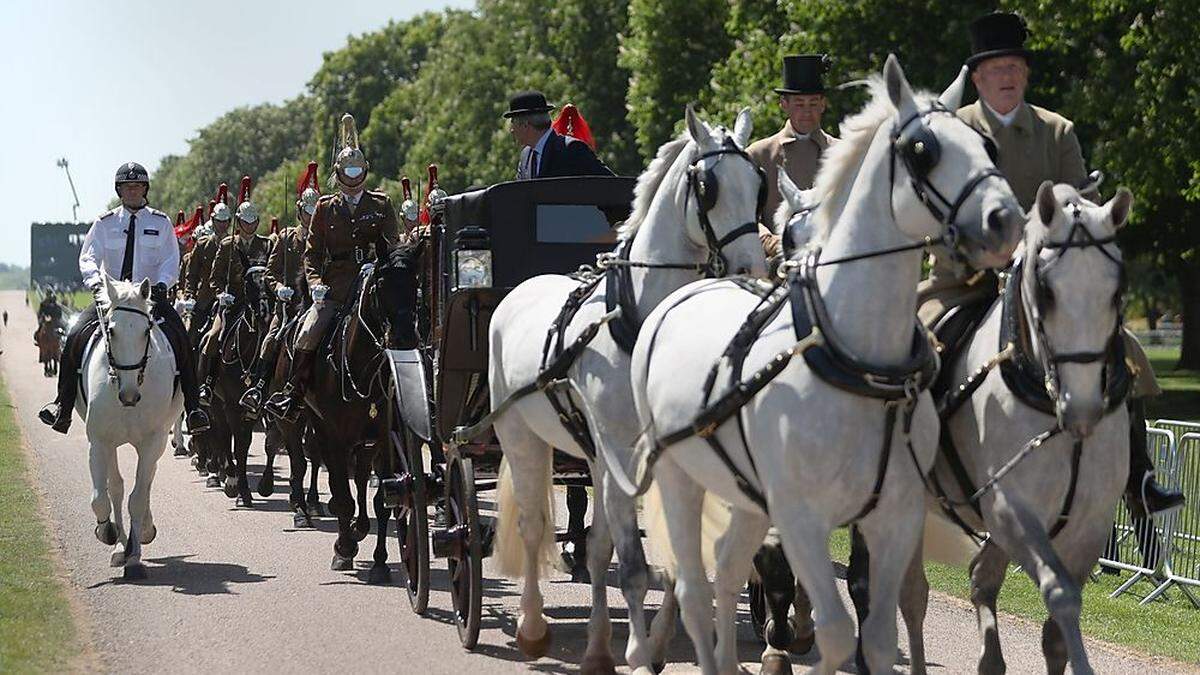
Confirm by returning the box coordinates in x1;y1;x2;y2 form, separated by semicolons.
966;12;1032;70
502;90;555;118
774;55;831;95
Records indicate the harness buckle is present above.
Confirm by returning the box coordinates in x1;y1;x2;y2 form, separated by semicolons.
696;420;719;438
355;247;365;264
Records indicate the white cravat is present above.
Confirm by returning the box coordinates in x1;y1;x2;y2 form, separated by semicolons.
984;100;1020;127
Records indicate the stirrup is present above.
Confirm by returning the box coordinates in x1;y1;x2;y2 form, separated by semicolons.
239;386;264;413
38;404;59;427
264;391;300;422
186;409;211;435
198;382;213;408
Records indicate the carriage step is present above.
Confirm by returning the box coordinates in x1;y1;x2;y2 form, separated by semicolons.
431;516;495;559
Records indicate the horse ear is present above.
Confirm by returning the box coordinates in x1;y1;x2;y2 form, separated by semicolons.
1035;181;1059;226
938;65;968;111
1108;187;1134;230
884;54;917;116
138;278;151;300
685;103;712;150
733;107;753;148
778;167;805;212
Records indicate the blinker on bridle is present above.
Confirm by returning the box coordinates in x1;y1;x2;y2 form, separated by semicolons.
685;138;767;277
101;304;154;388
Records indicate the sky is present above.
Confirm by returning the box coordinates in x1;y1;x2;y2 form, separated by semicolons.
0;0;473;267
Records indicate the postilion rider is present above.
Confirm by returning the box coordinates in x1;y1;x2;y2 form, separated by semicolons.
39;162;211;435
919;11;1183;517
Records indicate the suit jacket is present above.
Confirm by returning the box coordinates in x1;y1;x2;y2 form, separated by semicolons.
516;130;614;180
746;122;836;256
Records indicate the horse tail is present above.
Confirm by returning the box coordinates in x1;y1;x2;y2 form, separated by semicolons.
921;509;980;568
642;482;730;580
493;455;557;579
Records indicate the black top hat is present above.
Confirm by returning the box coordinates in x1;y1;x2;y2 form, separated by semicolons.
966;12;1031;70
502;90;556;118
774;54;831;95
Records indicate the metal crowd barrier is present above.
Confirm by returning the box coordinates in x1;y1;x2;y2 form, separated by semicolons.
1143;429;1200;608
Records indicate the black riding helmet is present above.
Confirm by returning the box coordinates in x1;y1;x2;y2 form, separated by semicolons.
114;161;150;201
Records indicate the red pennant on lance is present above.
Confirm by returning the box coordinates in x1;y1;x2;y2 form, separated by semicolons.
296;161;320;196
552;104;596;150
238;175;252;204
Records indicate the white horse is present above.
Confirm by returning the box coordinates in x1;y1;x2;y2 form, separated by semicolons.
630;55;1023;675
82;275;184;579
901;182;1133;675
490;105;769;673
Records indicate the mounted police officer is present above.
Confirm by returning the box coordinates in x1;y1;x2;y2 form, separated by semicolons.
239;166;317;417
197;180;273;405
748;54;838;257
38;162;211;434
922;11;1183;517
265;114;415;421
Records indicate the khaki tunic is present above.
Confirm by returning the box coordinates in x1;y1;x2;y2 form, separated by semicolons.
746;122;835;257
267;227;308;299
206;233;272;300
185;232;221;305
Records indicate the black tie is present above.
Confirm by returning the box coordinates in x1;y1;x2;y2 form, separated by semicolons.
530;149;539;178
120;212;137;281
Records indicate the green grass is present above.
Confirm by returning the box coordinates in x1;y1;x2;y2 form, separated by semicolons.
1145;346;1200;421
27;290;91;313
0;373;84;671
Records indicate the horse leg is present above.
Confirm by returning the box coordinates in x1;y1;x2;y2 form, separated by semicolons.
351;448;372;541
234;421;254;506
772;503;855;675
989;491;1091;675
307;431;324;516
323;431;357;570
579;460;615;674
259;423;278;497
369;479;392;584
898;544;930;675
969;540;1010;675
286;423;311;526
846;524;870;672
89;441;123;564
713;508;770;675
754;536;802;669
857;503;925;675
652;458;718;675
600;466;658;674
124;436;166;580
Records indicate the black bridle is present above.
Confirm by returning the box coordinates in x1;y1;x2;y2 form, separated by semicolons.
99;303;154;387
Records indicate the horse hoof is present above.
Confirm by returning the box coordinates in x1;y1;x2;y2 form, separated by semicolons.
331;553;355;571
173;442;187;457
350;518;370;542
368;562;392;585
205;475;220;488
257;471;274;497
787;616;814;655
110;549;126;567
237;491;254;507
123;563;147;581
307;498;325;517
293;512;313;529
515;626;552;659
580;653;616;675
223;478;239;499
760;651;792;675
95;521;118;546
140;524;157;545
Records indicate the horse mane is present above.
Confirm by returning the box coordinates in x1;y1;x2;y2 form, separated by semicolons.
617;133;693;240
811;76;938;243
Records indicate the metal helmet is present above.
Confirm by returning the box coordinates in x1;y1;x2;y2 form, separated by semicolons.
114;161;149;185
299;187;320;215
333;113;369;191
236;200;260;224
211;202;232;222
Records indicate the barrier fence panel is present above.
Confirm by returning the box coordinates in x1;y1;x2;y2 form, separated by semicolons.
1143;431;1200;608
1099;428;1177;600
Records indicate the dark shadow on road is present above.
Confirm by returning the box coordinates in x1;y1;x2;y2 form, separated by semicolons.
86;554;275;595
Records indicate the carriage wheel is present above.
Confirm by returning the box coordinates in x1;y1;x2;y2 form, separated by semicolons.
748;580;768;643
392;425;430;614
444;454;482;649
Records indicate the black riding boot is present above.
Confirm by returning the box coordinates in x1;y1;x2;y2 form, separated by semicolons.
240;340;281;417
264;349;314;422
155;299;210;434
196;349;215;409
38;304;98;434
1125;398;1185;518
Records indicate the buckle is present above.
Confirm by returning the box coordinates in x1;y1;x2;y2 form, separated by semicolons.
355;247;365;264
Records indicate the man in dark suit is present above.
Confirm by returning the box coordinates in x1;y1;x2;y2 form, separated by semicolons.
505;91;613;180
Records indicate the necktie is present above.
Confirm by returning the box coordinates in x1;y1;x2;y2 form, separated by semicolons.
120;212;137;281
530;149;539;178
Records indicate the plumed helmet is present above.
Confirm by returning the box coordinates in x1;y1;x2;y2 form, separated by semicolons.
299;188;320;215
236;200;259;224
114;161;149;185
333;113;368;190
211;203;232;222
296;160;321;215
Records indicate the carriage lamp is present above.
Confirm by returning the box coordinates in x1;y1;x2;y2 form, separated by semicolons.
454;226;492;290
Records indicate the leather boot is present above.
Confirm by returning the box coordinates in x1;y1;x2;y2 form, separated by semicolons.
240;346;279;417
1125;398;1185;518
265;349;314;422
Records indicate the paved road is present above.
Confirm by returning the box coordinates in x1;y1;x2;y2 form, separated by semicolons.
0;290;1190;674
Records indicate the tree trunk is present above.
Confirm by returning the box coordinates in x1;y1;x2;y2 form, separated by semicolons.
1176;264;1200;369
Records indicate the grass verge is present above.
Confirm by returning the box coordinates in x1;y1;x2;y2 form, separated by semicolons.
0;372;83;671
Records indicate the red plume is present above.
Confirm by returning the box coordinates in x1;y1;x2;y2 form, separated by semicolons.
238;175;252;204
216;183;229;207
176;210;186;226
296;161;319;197
419;164;439;225
401;176;412;200
552;104;596;150
175;205;202;239
270;217;279;235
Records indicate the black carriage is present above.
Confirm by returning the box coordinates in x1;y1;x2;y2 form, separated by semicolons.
387;175;637;648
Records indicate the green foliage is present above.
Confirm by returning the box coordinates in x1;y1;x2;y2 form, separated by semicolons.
0;263;28;290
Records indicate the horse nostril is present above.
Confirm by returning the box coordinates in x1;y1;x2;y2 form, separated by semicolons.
986;207;1014;234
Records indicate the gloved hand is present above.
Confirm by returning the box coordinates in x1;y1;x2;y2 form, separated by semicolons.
218;292;236;307
400;198;419;222
151;282;169;304
182;298;197;313
88;282;106;306
276;287;295;301
311;284;329;305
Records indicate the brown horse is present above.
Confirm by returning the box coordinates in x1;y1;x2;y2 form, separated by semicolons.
269;316;325;528
34;315;64;377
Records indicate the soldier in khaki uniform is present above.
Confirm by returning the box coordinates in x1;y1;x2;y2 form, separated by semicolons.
197;187;273;405
239;166;319;417
748;54;838;258
925;11;1183;517
185;203;232;345
266;114;416;421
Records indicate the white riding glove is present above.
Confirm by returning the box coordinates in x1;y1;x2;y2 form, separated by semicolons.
218;292;236;307
276;287;295;301
182;298;197;313
312;284;329;305
400;198;419;223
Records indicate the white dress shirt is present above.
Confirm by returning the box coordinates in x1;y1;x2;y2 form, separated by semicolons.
79;205;180;289
983;100;1020;127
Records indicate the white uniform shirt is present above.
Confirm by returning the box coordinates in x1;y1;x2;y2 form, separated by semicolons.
79;205;180;289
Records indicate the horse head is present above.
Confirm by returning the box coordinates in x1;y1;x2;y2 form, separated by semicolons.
1021;181;1131;438
99;274;155;407
369;251;417;350
882;56;1023;269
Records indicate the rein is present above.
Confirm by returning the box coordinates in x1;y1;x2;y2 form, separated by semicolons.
333;263;390;406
